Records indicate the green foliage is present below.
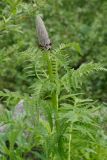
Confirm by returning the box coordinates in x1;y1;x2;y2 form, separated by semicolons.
0;0;107;159
0;43;107;159
1;0;107;99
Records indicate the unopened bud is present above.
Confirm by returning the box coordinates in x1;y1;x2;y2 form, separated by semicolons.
36;15;51;50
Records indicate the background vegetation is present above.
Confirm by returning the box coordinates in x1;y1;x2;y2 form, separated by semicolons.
0;0;107;159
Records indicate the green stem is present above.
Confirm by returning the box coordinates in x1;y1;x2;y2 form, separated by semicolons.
44;53;53;80
45;52;60;159
68;134;71;160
